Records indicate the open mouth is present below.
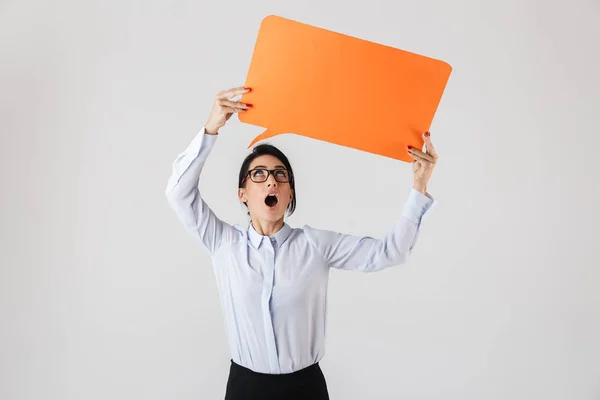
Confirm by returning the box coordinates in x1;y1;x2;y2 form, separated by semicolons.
265;194;278;208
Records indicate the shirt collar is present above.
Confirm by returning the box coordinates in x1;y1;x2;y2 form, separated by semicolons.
248;222;292;249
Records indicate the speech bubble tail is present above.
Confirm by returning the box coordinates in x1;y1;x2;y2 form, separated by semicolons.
248;129;278;148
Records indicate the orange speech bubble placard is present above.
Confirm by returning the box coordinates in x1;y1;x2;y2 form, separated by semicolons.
239;15;452;162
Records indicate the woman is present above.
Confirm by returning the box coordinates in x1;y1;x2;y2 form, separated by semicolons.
165;86;438;399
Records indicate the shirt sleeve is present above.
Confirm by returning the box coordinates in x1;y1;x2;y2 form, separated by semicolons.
165;127;239;255
303;189;435;272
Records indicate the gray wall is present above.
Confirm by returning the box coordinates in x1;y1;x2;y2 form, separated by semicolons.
1;0;599;399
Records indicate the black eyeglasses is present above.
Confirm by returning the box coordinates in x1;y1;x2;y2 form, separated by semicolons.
242;168;292;184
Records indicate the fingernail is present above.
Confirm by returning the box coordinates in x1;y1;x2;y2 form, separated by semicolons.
407;146;412;150
246;104;253;108
424;132;430;137
244;87;252;91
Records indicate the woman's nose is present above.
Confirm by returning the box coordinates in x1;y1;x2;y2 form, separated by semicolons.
266;174;278;186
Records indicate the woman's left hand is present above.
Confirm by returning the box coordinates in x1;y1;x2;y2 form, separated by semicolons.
408;132;438;194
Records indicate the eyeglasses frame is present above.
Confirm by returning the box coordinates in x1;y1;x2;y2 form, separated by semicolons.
241;168;293;185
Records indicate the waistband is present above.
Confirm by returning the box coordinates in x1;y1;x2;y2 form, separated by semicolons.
230;360;321;380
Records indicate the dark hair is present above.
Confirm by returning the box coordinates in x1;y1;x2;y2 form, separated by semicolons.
238;143;296;216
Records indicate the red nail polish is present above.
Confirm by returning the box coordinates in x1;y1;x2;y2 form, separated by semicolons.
424;132;430;137
407;146;412;149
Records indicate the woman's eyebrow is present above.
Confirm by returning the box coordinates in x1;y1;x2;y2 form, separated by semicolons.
253;165;286;169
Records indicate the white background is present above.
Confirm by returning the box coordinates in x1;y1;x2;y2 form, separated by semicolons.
1;0;599;399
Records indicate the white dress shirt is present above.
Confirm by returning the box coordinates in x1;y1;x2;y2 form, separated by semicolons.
165;127;435;374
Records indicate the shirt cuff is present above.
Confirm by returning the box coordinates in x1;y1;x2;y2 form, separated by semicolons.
184;126;218;157
171;127;219;185
402;188;435;224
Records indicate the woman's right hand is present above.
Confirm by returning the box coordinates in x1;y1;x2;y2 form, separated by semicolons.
204;86;251;134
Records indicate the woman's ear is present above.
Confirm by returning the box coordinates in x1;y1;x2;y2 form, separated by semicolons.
238;188;247;203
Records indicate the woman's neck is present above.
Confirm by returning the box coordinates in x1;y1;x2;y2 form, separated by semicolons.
251;218;284;237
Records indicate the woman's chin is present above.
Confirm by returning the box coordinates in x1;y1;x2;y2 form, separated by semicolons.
261;207;285;220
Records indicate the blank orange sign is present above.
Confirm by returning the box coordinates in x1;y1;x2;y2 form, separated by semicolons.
239;15;452;162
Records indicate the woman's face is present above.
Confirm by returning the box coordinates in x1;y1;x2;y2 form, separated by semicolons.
238;154;294;223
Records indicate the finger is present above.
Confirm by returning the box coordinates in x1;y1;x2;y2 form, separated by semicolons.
408;156;425;170
217;86;249;98
408;151;434;164
220;106;246;114
217;86;250;100
218;99;250;109
423;133;438;158
408;152;426;164
408;147;435;163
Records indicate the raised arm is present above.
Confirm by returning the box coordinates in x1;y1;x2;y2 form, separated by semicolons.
304;189;435;272
304;131;439;272
165;86;251;255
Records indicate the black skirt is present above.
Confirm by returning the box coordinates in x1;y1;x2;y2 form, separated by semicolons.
224;360;330;400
